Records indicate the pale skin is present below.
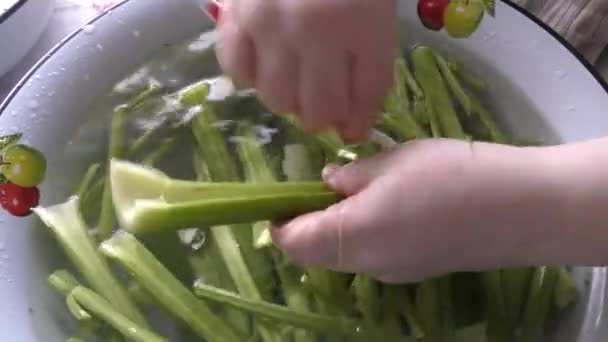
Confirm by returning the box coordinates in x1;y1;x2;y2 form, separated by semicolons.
216;0;608;283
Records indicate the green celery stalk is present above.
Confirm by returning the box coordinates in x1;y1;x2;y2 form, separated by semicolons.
519;267;558;342
501;268;533;329
482;271;512;342
448;61;487;92
412;46;466;139
438;275;455;335
553;267;577;310
383;285;425;339
75;163;100;200
415;280;443;341
190;150;255;336
33;198;149;328
99;231;243;342
351;274;380;326
280;115;358;162
70;286;168;342
187;90;279;342
109;159;339;234
470;95;509;144
238;125;322;342
432;50;473;115
98;84;161;240
193;282;377;340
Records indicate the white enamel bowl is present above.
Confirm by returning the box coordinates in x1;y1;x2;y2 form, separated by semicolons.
0;0;607;341
0;0;53;77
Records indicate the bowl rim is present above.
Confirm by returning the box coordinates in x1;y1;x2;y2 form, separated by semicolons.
0;0;606;117
0;0;29;24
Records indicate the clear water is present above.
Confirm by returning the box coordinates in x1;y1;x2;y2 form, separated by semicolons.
27;31;576;341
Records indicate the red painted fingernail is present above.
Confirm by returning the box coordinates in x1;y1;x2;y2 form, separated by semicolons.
205;0;222;23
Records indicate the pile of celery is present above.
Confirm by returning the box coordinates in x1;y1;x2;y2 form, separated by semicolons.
35;46;577;342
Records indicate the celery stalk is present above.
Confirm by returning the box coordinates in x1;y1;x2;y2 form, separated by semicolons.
33;198;149;328
412;46;466;139
99;231;243;342
432;50;473;115
519;267;558;342
482;271;512;342
70;286;168;342
98;84;161;240
193;282;371;339
109;160;339;234
351;274;380;326
553;267;577;310
188;90;280;341
237;124;317;342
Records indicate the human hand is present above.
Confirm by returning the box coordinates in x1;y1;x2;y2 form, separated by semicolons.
215;0;398;143
271;139;570;283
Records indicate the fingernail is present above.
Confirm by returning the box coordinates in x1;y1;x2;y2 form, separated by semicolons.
322;164;340;183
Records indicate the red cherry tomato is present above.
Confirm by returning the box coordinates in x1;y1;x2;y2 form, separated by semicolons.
205;0;222;23
417;0;450;31
0;182;40;217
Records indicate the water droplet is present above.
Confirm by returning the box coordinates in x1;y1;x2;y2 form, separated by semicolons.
33;74;41;80
10;110;17;118
489;31;496;38
567;105;576;112
0;241;4;251
96;43;104;52
132;30;140;38
83;24;96;35
554;70;567;79
29;113;37;119
84;74;91;81
27;99;39;109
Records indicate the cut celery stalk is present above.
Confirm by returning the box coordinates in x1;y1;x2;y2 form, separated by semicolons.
432;49;473;116
110;160;339;234
70;286;168;342
33;198;149;328
100;231;243;342
193;282;365;338
412;46;466;139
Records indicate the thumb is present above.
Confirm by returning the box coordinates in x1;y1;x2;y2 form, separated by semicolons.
322;148;397;196
271;193;378;273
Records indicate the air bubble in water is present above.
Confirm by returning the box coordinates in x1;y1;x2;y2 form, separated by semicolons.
83;24;96;35
191;231;207;251
96;43;104;52
132;30;141;38
84;74;91;81
567;105;576;112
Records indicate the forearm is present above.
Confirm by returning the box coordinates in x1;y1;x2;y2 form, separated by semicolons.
469;137;608;267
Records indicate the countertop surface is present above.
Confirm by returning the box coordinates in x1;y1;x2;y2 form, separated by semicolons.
0;0;607;103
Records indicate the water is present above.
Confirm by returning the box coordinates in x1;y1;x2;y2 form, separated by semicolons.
26;30;569;342
27;100;39;110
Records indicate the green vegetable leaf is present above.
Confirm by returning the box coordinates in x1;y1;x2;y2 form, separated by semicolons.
0;133;22;152
482;0;495;17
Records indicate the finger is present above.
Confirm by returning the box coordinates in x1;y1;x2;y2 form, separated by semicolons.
215;7;256;88
271;190;385;273
322;148;399;195
346;52;394;142
254;44;299;114
297;53;349;133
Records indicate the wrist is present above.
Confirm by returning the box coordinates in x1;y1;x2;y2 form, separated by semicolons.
461;142;577;268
